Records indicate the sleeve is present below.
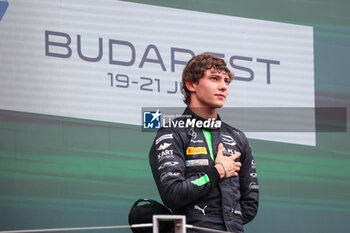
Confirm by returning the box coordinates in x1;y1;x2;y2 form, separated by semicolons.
149;128;220;210
239;135;259;224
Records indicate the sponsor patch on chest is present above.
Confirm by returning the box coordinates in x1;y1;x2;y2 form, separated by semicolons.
223;146;239;156
186;159;209;167
222;134;236;146
186;147;207;155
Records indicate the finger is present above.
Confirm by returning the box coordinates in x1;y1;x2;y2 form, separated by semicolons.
235;162;242;167
231;152;241;160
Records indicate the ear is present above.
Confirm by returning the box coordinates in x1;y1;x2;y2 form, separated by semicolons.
185;81;197;92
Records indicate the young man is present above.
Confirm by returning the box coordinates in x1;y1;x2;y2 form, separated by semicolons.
149;54;259;233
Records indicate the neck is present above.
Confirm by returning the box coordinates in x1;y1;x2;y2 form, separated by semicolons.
188;105;218;119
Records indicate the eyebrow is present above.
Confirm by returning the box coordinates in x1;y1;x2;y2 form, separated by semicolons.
208;72;229;78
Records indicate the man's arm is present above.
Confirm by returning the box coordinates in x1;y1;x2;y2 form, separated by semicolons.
239;135;259;224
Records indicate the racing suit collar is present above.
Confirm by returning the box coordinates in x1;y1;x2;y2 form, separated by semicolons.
183;107;222;130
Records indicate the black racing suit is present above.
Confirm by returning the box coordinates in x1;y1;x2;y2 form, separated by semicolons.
149;107;259;232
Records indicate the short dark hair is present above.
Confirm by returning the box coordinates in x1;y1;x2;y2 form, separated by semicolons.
181;54;234;105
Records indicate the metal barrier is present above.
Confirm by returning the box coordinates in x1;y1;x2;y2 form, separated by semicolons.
0;215;231;233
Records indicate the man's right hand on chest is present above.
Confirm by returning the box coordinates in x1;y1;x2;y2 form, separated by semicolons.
214;143;241;179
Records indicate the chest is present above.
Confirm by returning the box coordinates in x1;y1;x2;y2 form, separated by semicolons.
183;129;242;169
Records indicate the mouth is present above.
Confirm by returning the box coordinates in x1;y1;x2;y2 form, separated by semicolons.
215;94;226;99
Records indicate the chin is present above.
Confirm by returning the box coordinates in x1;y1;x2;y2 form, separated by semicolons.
212;102;225;109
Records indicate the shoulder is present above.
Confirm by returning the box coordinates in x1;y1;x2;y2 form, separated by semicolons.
153;116;191;144
219;121;251;151
220;121;246;138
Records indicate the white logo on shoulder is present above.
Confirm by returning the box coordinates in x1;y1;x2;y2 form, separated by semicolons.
194;205;207;215
222;134;236;146
157;142;172;150
156;134;173;144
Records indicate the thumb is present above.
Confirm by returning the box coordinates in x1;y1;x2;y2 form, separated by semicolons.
217;143;223;157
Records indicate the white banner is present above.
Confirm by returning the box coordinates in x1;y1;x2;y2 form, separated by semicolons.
0;0;315;145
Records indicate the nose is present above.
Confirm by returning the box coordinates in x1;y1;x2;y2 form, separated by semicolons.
218;79;228;91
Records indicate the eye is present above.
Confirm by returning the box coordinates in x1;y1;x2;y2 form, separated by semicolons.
225;78;231;84
210;77;217;81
